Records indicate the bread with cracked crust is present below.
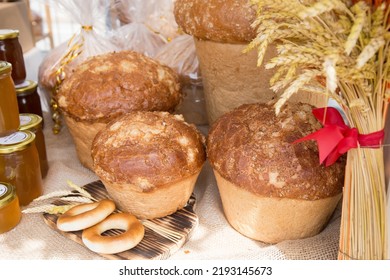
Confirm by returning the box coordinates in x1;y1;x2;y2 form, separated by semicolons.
207;102;345;243
92;111;206;219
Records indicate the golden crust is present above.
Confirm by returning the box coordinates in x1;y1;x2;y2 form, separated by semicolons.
91;111;206;191
207;102;345;200
174;0;257;43
57;51;182;123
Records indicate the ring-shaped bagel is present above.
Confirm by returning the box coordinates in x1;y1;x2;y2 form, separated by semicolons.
56;199;116;232
81;212;145;254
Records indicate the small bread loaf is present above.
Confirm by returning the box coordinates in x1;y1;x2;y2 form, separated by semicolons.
207;102;345;243
56;50;182;170
91;111;206;219
57;50;181;123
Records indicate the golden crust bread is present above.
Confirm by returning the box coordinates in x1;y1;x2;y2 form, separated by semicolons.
207;102;345;200
174;0;257;43
193;39;277;124
57;51;182;123
91;111;206;191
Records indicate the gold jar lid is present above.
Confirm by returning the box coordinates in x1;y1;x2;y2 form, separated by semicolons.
0;29;19;40
0;182;16;208
19;114;42;131
0;61;12;75
0;131;36;154
15;80;38;96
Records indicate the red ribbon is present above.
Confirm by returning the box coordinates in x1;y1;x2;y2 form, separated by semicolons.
293;107;384;167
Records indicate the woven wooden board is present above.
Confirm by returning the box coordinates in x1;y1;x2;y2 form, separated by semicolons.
43;180;198;260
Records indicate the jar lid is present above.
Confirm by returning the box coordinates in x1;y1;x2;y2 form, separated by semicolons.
0;182;16;208
0;131;36;154
0;29;19;40
19;113;42;131
0;61;12;75
15;80;38;95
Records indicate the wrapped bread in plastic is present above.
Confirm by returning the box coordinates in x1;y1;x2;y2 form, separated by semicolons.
57;50;182;170
114;0;179;43
207;102;345;243
38;41;68;110
112;0;179;57
37;0;118;114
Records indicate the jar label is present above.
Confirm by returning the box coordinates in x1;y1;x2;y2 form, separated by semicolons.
0;184;7;197
20;115;32;126
0;131;28;145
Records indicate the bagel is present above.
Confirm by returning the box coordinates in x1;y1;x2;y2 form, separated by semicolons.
56;199;116;232
81;213;145;254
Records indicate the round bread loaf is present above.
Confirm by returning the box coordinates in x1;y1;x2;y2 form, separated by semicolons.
207;102;345;243
174;0;327;124
57;50;182;170
174;0;277;124
91;111;206;219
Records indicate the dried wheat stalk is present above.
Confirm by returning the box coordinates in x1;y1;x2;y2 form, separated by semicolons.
249;0;389;259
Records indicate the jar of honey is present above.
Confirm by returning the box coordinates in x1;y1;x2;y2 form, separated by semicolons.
0;131;43;206
16;81;44;128
0;182;21;234
0;29;27;86
0;61;20;137
19;113;48;178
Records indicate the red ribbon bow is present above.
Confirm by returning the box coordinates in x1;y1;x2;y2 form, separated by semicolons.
293;107;384;167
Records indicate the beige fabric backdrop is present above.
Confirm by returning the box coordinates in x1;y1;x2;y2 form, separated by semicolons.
0;112;342;260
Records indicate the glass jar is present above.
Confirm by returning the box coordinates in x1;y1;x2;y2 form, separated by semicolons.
0;61;20;137
16;80;44;128
175;75;208;126
0;29;27;86
19;114;48;178
0;131;43;206
0;182;21;234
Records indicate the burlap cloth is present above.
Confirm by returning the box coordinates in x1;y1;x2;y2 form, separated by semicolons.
0;112;342;260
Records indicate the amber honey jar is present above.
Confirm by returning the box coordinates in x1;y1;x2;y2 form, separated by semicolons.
0;61;20;137
16;81;44;128
19;113;48;178
0;131;43;206
0;182;21;234
0;29;26;86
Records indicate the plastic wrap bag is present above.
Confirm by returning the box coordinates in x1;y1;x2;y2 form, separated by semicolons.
147;0;179;42
112;0;178;57
155;34;207;125
38;0;118;109
37;0;119;133
38;41;68;110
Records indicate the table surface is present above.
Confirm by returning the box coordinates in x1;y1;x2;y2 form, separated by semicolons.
0;110;344;260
